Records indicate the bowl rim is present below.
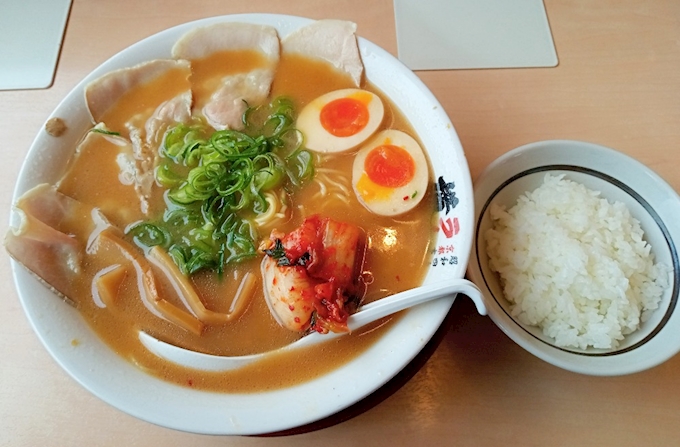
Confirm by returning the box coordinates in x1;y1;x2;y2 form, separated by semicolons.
9;13;474;434
467;139;680;375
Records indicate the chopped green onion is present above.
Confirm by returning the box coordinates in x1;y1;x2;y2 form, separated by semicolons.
127;222;170;248
127;96;313;277
90;128;121;136
263;239;291;266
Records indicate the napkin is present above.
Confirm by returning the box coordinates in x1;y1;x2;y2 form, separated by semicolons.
394;0;558;70
0;0;72;90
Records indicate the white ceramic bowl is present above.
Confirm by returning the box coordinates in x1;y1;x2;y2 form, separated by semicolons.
9;15;474;434
467;140;680;376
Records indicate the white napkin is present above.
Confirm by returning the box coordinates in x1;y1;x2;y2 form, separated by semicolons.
0;0;72;90
394;0;558;70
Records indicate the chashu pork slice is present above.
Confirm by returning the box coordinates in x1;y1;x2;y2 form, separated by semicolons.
84;59;193;136
172;22;280;60
5;184;110;301
172;22;280;131
200;69;274;132
281;20;363;87
83;60;193;217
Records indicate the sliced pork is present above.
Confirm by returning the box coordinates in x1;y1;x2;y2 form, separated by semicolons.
5;184;109;300
84;59;192;129
172;22;280;130
172;22;279;60
83;59;193;216
282;20;363;87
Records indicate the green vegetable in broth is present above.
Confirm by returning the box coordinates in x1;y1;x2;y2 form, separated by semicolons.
127;97;314;276
89;128;121;136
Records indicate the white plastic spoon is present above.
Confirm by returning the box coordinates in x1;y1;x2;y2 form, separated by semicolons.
139;278;486;371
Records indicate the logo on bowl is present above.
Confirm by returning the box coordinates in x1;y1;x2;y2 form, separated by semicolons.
433;175;461;267
436;176;459;215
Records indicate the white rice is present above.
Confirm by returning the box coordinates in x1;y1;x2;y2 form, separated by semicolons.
485;174;669;349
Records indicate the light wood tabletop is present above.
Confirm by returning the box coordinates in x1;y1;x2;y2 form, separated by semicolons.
2;0;679;445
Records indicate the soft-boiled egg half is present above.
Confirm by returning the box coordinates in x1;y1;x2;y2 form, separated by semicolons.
297;88;384;153
352;129;429;216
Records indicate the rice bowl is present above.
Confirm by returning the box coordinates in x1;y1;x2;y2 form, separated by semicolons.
468;140;680;376
485;173;669;350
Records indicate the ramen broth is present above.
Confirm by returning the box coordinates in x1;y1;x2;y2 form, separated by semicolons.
47;50;436;391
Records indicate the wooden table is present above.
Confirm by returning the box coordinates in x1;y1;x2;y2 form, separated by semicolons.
2;1;679;445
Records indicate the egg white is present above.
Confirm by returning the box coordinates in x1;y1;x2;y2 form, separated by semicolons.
352;129;429;216
297;88;384;153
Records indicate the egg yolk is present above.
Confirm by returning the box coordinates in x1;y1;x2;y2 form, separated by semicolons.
320;97;369;137
364;144;415;188
356;173;393;202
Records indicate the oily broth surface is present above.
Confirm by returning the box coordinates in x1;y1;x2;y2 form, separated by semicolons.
56;50;435;391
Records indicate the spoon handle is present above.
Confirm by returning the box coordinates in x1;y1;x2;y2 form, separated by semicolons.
347;278;486;331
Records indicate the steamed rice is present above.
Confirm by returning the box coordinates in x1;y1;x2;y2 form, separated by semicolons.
485;174;669;350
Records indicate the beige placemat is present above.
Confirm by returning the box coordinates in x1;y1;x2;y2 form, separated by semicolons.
394;0;558;70
0;0;72;90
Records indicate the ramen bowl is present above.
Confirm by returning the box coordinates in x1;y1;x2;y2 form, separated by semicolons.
9;14;475;434
467;140;680;375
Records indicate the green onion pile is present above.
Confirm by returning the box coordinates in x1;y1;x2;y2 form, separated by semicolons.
127;97;314;276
